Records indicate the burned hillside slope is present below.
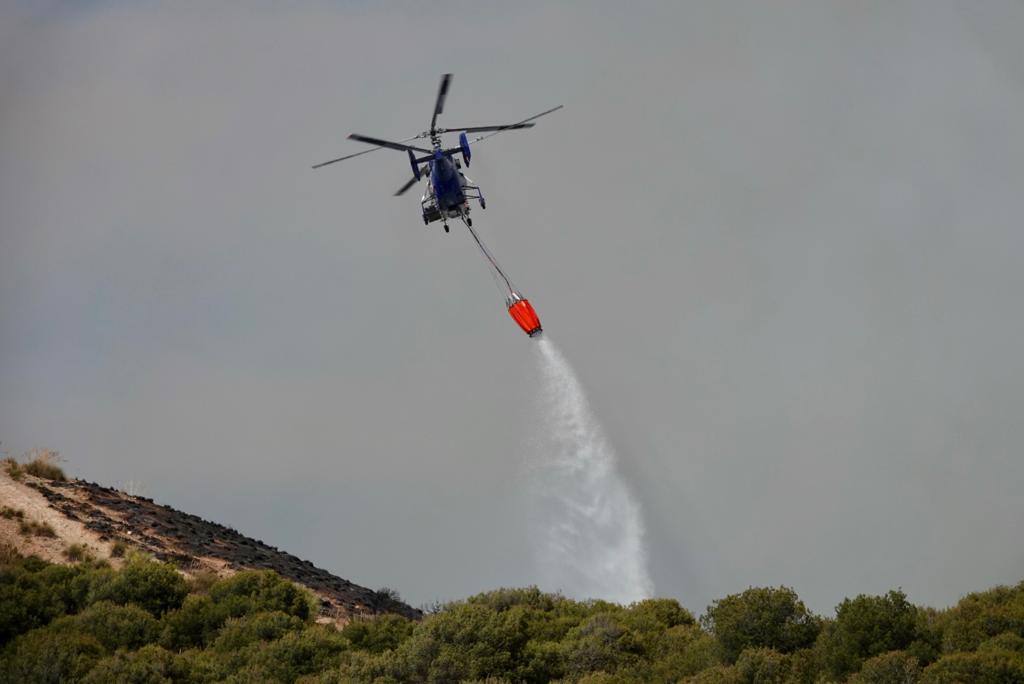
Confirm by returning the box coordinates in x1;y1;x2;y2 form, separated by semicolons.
0;469;419;622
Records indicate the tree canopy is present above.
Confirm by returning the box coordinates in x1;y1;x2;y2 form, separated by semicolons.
1;545;1022;683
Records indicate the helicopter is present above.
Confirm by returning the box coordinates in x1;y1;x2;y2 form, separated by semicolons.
313;73;562;233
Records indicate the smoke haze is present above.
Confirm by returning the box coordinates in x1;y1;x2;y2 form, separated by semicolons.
2;2;1024;613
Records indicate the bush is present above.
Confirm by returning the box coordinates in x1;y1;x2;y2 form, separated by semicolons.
22;448;66;481
369;601;538;683
0;559;93;641
848;651;921;683
341;613;415;654
701;586;821;663
562;612;643;677
87;556;189;616
212;610;307;652
647;626;720;681
624;598;696;631
160;594;227;650
921;648;1024;683
685;664;740;683
1;505;25;520
188;568;219;594
2;457;24;480
208;570;315;620
730;647;790;683
18;518;57;537
939;581;1024;652
0;543;21;565
468;586;561;613
167;647;220;682
225;625;349;682
161;571;314;650
978;631;1024;654
110;540;128;558
1;629;104;683
48;600;162;652
65;543;93;562
819;590;920;679
82;644;175;684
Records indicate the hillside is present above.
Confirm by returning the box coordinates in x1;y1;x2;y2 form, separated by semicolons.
3;458;1023;682
0;462;419;623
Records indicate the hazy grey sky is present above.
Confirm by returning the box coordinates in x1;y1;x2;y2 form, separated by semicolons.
3;1;1023;614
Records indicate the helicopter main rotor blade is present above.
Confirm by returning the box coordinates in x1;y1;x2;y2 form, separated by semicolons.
446;123;535;134
394;174;421;196
467;105;565;144
347;134;432;154
313;132;428;170
312;146;387;169
430;73;452;132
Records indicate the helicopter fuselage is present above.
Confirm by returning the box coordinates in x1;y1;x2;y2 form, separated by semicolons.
420;149;485;229
429;151;465;211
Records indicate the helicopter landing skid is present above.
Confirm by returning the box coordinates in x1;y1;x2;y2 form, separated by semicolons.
463;184;485;210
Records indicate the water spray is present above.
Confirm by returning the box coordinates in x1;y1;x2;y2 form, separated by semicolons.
528;337;654;603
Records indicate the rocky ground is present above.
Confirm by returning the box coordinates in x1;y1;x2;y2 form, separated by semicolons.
0;469;420;623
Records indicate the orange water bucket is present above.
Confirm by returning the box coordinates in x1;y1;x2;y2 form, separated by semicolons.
508;298;542;337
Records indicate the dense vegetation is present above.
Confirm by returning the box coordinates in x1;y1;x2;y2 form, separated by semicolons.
1;546;1022;683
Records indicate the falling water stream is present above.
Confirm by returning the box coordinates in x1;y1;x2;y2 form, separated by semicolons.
527;336;654;604
460;224;651;601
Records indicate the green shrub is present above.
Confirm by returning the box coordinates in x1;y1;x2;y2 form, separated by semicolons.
978;631;1024;653
212;610;307;652
48;600;161;652
341;613;415;654
818;590;920;679
168;647;221;682
647;626;721;681
784;647;821;684
224;625;349;682
110;540;128;558
684;664;740;683
626;597;695;628
921;648;1024;683
848;651;921;683
367;601;539;684
82;644;175;684
208;570;315;620
731;647;789;683
161;571;313;650
87;556;189;616
0;559;93;641
701;586;821;663
188;567;219;593
907;606;943;667
467;586;561;613
562;612;644;678
939;581;1024;653
1;629;104;683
